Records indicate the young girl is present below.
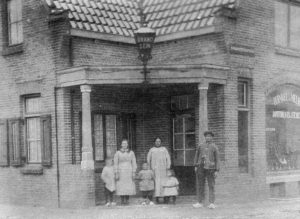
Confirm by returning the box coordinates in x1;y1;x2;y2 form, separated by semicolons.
114;139;137;205
163;169;179;204
101;158;116;206
137;163;155;205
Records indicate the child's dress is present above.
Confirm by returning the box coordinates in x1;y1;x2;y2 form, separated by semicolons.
138;169;155;191
163;176;179;196
101;166;116;192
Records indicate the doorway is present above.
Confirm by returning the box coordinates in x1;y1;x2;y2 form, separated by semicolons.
171;94;196;195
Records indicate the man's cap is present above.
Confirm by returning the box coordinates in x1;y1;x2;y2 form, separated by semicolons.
204;131;214;137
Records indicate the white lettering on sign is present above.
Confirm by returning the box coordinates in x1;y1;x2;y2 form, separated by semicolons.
273;92;300;106
272;111;300;119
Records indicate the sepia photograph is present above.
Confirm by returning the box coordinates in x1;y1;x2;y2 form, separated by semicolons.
0;0;300;218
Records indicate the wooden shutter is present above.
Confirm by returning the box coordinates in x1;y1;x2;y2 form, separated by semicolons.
0;120;8;166
9;118;21;166
41;115;52;167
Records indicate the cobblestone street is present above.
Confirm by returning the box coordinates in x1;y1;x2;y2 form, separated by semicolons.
0;199;299;219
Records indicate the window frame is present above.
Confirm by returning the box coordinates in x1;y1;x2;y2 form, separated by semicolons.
1;0;24;56
7;0;23;46
238;79;251;173
275;0;300;50
24;95;42;164
91;112;118;163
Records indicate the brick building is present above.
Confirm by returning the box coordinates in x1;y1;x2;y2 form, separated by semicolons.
0;0;299;208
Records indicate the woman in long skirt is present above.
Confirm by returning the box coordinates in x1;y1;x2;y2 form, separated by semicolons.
114;139;137;205
147;137;171;203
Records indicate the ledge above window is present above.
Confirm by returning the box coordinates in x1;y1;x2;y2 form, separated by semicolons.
2;43;23;56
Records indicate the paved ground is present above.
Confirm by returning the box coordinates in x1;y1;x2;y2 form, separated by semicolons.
0;198;300;219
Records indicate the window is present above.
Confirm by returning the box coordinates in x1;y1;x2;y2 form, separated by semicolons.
275;1;300;49
7;0;23;45
266;85;300;172
0;120;8;166
171;95;196;166
238;80;250;173
173;114;195;166
25;97;41;163
0;96;51;168
92;114;118;161
24;96;52;166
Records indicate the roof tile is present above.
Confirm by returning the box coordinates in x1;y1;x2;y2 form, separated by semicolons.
47;0;237;38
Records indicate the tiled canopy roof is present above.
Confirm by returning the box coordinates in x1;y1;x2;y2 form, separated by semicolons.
45;0;236;39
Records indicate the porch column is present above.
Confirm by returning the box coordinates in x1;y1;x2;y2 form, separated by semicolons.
198;81;209;144
80;84;94;170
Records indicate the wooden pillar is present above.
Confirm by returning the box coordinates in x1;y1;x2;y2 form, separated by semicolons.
80;84;94;170
198;81;209;144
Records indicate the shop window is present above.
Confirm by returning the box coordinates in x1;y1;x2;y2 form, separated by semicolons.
238;80;249;173
266;85;300;171
275;1;300;49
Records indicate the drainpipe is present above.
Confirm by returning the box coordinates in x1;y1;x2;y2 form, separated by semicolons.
54;87;61;208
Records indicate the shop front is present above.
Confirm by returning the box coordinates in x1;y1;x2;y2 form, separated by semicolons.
266;84;300;197
57;64;228;201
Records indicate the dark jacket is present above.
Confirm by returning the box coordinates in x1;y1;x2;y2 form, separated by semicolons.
193;142;220;171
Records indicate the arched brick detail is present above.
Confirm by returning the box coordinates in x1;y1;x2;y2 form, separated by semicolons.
265;76;300;96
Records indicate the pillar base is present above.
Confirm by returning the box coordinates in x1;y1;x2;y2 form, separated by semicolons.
81;151;94;170
81;160;94;170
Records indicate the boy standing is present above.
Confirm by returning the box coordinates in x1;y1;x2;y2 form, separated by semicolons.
193;131;220;209
101;158;116;206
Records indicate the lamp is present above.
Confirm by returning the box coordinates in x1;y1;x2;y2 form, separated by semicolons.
134;25;156;82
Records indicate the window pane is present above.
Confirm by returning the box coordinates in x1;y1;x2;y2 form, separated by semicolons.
9;23;18;45
27;117;41;163
275;1;288;47
185;116;195;133
25;97;40;114
185;150;196;166
185;134;195;149
105;115;117;158
238;111;248;172
238;82;247;107
0;124;7;163
8;0;23;45
174;134;184;150
290;5;300;49
94;114;104;161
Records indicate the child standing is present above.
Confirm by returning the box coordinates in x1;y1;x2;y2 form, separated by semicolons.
163;169;179;204
137;163;155;205
101;158;116;206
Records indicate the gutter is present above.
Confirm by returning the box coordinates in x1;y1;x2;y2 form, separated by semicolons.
54;87;61;208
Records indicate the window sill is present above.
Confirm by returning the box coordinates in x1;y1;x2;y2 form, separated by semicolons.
2;43;24;56
275;46;300;58
21;165;43;175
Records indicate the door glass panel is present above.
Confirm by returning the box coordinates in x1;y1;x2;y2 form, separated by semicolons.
174;134;184;149
185;134;195;149
185;150;196;166
173;150;184;166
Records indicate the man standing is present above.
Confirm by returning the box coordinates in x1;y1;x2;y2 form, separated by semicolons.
193;131;220;209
